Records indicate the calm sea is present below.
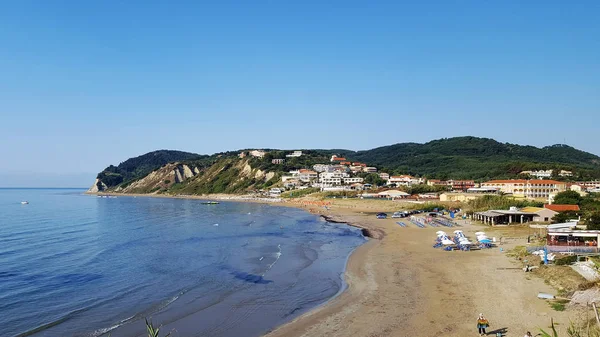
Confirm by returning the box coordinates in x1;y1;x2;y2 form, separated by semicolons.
0;189;365;337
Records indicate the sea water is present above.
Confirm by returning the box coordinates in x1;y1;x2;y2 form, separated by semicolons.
0;189;365;337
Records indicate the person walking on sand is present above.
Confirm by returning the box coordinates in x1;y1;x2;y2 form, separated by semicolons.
477;313;489;335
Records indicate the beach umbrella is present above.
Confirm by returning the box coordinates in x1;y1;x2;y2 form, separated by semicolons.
460;241;472;245
458;237;469;242
453;230;463;234
442;239;454;245
475;232;486;236
436;231;446;235
479;239;492;243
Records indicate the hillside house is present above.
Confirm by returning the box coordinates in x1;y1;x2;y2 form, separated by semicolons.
363;167;378;173
378;173;390;181
286;151;303;158
272;159;285;164
388;175;423;186
343;177;364;184
330;155;347;162
298;169;318;183
449;180;475;191
313;164;330;172
250;150;266;158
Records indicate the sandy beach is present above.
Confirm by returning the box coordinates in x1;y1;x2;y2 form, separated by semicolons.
265;199;575;337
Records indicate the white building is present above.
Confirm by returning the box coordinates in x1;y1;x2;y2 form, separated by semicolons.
559;170;573;177
343;177;364;184
313;164;330;172
250;150;266;158
481;179;567;198
298;169;318;183
286;151;303;158
319;177;342;186
388;175;423;186
363;167;377;173
269;188;284;197
320;172;349;179
378;173;390;181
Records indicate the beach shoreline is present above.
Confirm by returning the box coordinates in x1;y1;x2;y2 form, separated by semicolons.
88;192;577;336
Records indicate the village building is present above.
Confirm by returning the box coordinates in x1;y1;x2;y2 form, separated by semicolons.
349;165;364;173
480;179;567;198
363;167;378;173
286;151;303;158
330;155;347;162
378;173;390;181
297;169;318;183
440;192;490;202
250;150;266;158
575;181;600;191
313;164;330;172
520;169;574;179
343;177;364;184
271;159;285;164
448;180;475;191
474;207;537;225
544;204;580;212
520;170;553;179
388;175;423;186
520;207;558;222
283;179;300;188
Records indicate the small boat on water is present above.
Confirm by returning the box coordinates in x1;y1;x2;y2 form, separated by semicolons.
201;201;220;205
21;201;29;205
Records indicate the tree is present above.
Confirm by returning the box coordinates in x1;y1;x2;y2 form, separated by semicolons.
552;211;579;224
587;211;600;230
364;173;385;186
552;190;583;205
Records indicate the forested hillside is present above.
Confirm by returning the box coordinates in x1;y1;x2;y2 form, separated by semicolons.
96;150;205;188
335;137;600;180
91;137;600;195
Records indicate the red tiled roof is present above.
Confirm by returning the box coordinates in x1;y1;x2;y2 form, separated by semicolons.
544;204;580;212
332;157;346;161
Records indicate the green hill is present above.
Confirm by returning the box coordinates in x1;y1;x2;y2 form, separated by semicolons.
335;137;600;180
91;137;600;194
97;150;205;188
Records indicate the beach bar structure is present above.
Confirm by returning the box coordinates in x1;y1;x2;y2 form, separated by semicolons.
547;228;600;248
474;209;537;225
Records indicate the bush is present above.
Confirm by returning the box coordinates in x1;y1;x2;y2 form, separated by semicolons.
554;255;577;265
281;187;320;198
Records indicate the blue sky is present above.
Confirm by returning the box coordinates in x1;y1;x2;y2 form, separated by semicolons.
1;1;599;187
